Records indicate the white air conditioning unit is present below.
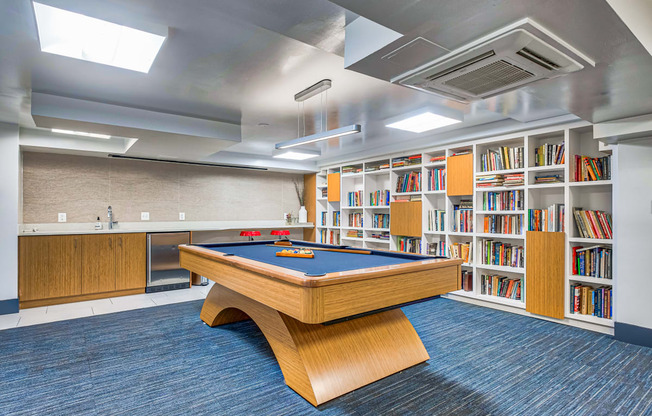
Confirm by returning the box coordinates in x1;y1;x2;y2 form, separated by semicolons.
392;19;594;103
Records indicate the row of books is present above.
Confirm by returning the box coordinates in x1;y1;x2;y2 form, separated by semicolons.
427;209;445;232
396;171;421;192
319;229;327;244
534;173;563;184
372;213;390;229
573;208;612;239
480;239;525;268
321;188;328;198
429;155;446;163
332;211;341;227
528;203;565;232
330;230;340;245
392;154;422;168
369;232;390;240
428;168;446;191
482;214;523;235
394;194;422;202
572;246;612;278
461;270;473;292
397;236;421;253
574;155;611;181
452;202;473;233
347;191;363;207
480;275;523;301
342;165;362;174
534;142;565;166
365;163;390;172
348;213;363;228
481;190;524;211
476;173;524;188
427;241;447;257
345;229;363;238
570;285;612;319
369;190;390;206
320;212;327;226
449;242;472;264
479;145;524;171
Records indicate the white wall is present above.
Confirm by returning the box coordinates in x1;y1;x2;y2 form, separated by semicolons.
0;123;19;303
616;137;652;329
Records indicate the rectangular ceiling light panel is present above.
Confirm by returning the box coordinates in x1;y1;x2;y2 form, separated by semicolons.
386;111;462;133
33;2;166;73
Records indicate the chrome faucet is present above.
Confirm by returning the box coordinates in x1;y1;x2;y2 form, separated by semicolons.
108;206;118;230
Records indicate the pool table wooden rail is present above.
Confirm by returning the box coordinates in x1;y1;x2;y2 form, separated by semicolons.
179;244;462;324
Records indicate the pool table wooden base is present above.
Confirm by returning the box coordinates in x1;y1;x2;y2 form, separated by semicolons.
201;283;430;406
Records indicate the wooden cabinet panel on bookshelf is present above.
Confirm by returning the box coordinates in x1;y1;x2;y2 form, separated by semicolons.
390;201;422;237
525;231;565;320
327;173;340;202
447;153;473;196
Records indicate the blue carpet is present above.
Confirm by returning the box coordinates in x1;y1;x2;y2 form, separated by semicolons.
1;298;651;415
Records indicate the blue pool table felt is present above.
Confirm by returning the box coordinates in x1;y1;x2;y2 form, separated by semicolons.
198;240;434;276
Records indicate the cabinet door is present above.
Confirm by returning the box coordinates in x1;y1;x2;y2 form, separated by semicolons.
19;236;51;301
526;231;565;319
390;201;422;237
447;153;473;196
48;235;82;298
19;236;82;301
82;234;116;294
327;172;340;202
115;233;146;290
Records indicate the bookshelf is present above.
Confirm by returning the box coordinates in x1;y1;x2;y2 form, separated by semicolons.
316;121;615;334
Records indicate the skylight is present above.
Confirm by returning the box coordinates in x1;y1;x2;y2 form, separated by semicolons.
32;2;167;73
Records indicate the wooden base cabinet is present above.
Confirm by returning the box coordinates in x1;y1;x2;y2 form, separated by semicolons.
19;235;82;301
19;233;146;308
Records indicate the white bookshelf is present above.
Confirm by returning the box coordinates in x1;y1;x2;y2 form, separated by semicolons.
316;121;615;334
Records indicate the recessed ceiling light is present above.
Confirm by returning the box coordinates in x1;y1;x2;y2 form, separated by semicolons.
386;111;462;133
272;149;320;160
52;129;111;139
32;2;167;73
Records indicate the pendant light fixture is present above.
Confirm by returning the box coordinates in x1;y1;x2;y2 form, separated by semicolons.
274;79;362;153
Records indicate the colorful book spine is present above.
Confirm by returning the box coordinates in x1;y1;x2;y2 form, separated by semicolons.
480;239;525;268
428;168;446;191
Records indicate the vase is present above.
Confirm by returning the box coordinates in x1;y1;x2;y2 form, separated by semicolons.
298;206;307;223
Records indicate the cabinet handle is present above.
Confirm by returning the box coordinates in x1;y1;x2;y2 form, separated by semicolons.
109;238;112;249
119;237;122;247
74;239;77;249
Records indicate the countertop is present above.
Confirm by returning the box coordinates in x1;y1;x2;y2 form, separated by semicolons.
18;221;314;236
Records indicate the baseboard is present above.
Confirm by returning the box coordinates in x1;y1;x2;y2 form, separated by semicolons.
614;322;652;348
0;298;19;315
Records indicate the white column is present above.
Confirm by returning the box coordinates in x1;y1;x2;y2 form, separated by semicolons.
615;137;652;345
0;123;19;313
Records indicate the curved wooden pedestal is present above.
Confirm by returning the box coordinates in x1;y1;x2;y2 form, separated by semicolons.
200;283;430;406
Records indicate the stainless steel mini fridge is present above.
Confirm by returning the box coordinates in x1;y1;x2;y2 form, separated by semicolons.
146;232;191;292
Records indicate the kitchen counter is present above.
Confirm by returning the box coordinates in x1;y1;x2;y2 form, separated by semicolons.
19;221;314;236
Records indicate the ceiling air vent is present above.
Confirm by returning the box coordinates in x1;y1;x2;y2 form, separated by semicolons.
392;19;594;103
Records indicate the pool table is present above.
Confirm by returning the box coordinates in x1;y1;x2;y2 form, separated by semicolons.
179;240;462;406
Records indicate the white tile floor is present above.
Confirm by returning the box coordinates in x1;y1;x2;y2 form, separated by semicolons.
0;282;214;331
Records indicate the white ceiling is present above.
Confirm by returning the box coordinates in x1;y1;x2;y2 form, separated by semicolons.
0;0;650;171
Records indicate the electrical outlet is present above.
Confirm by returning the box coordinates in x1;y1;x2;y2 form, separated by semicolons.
58;213;66;222
141;212;150;221
179;212;185;220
